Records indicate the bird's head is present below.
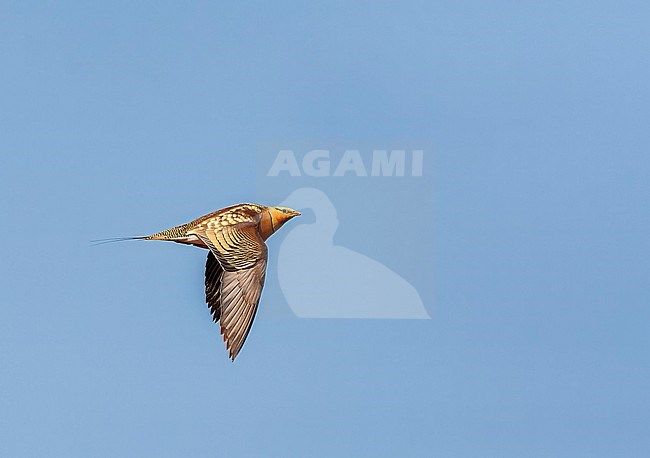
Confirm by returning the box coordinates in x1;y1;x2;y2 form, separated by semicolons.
259;206;300;240
270;206;301;225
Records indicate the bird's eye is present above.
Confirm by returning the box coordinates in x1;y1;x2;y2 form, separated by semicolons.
281;209;287;214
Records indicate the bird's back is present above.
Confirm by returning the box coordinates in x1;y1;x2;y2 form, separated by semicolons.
146;204;264;242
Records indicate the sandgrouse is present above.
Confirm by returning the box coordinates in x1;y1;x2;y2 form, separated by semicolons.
116;204;300;360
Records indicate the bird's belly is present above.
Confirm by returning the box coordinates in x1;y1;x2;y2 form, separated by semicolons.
172;235;209;249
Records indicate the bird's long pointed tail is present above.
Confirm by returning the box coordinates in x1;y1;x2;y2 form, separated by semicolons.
90;236;150;246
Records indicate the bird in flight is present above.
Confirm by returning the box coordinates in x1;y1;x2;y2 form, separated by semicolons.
104;204;300;361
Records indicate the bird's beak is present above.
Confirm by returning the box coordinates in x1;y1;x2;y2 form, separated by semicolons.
292;210;301;217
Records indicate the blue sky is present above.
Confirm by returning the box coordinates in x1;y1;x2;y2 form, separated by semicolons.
1;1;649;457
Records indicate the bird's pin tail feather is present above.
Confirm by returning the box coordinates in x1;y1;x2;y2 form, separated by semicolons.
90;236;149;246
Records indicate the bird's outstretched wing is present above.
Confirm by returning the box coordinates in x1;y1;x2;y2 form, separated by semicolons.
190;218;268;360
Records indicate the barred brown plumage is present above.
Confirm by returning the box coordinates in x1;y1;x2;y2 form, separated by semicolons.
134;203;300;361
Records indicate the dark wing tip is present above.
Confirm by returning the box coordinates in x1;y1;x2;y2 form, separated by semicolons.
205;252;223;323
